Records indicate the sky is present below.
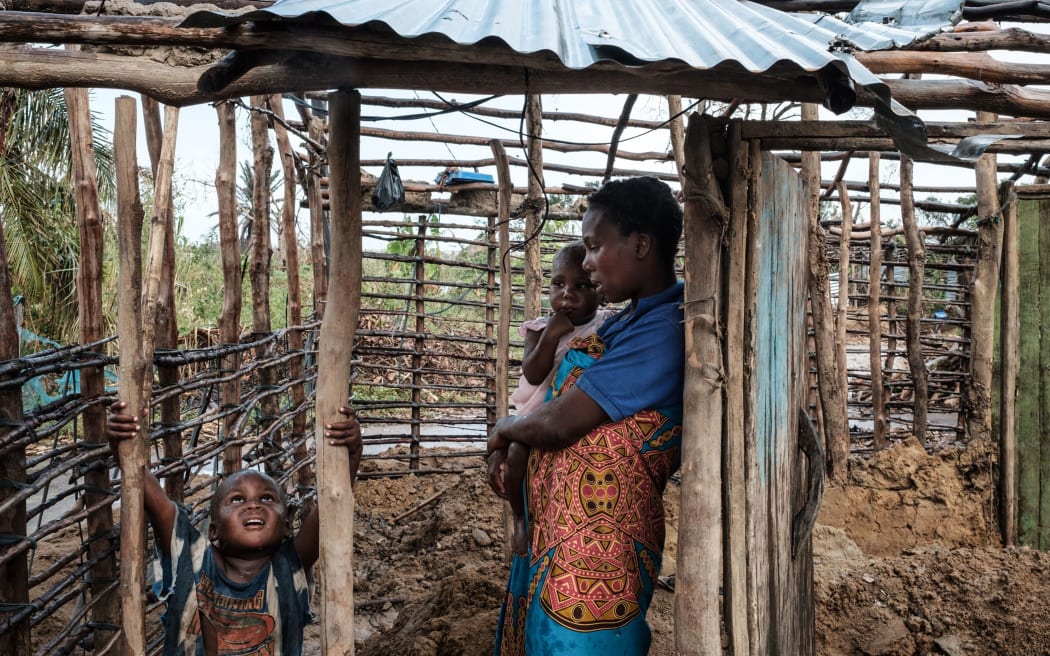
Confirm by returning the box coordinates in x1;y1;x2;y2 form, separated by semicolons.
89;30;1045;246
91;89;686;244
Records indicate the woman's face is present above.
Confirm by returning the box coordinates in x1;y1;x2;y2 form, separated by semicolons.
581;207;639;305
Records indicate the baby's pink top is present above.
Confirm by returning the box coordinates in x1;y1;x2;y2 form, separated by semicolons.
510;309;614;415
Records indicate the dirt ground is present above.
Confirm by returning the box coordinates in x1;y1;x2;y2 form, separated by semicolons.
321;440;1050;656
27;439;1050;655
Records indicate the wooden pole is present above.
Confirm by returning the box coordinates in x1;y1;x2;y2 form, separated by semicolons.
271;95;312;496
113;94;150;656
215;100;244;475
141;95;183;502
899;156;929;443
602;93;637;184
868;153;889;450
316;88;361;656
65;84;119;641
490;139;514;563
305;104;329;317
667;96;687;187
676;112;725;656
999;190;1018;546
249;95;278;472
834;179;853;473
524;94;543;320
801;103;849;480
410;215;426;471
723;120;750;656
0;90;29;656
966;110;1003;444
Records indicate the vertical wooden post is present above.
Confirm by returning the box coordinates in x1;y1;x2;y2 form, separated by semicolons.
141;95;183;502
300;101;330;318
835;180;853;472
966;111;1003;444
0;91;29;656
249;96;278;471
215;101;244;475
868;153;888;450
316;88;361;656
800;104;849;480
490;140;514;562
676;113;725;656
113;95;149;656
898;156;929;443
524;95;543;320
66;85;120;642
271;96;312;495
410;215;427;470
723;120;750;656
667;96;687;187
998;191;1018;546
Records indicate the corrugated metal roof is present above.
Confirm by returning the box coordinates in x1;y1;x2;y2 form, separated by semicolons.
183;0;872;79
790;0;964;51
180;0;985;164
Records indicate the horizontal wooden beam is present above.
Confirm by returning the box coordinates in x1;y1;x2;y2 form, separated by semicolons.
911;27;1050;54
0;46;829;107
762;136;1050;153
742;119;1050;139
856;50;1050;86
883;78;1050;120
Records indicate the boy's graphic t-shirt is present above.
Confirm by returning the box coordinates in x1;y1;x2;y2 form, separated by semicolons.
153;504;312;656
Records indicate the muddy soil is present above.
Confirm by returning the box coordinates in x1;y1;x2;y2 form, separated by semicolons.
30;440;1050;655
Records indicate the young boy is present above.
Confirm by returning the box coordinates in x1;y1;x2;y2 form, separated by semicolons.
105;401;362;656
500;241;610;555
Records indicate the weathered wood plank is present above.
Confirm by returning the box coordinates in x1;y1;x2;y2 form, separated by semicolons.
1040;200;1050;549
749;152;812;654
1014;198;1042;547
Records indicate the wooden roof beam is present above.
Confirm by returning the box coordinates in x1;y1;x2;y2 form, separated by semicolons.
0;46;829;107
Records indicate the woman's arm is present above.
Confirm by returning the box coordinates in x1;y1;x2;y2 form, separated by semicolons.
489;386;607;454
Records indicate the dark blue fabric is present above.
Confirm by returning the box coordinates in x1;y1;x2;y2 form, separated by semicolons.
575;281;685;421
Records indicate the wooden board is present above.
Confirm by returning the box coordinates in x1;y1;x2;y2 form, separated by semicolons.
746;152;813;654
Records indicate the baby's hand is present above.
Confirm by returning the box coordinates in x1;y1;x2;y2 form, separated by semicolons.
325;406;362;454
487;448;509;499
546;310;574;338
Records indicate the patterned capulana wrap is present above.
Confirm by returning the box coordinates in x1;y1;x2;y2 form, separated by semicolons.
496;333;682;656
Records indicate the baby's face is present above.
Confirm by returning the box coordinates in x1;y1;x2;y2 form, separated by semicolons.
549;257;600;325
209;471;287;556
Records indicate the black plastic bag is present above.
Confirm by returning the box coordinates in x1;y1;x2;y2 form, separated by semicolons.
372;152;405;211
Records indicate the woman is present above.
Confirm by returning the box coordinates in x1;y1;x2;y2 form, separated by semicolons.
488;176;685;655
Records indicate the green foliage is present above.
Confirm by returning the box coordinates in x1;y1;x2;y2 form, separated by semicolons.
0;89;116;343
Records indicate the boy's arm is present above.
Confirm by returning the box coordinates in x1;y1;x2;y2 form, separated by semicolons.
106;402;177;554
296;406;363;571
521;311;572;384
